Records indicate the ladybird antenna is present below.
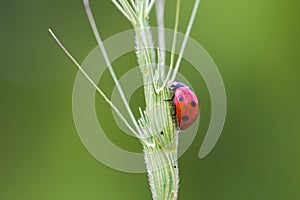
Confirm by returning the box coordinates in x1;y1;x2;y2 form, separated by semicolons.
83;0;142;135
48;28;139;137
169;0;201;84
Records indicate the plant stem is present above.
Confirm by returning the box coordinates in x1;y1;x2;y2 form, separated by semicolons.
135;17;179;199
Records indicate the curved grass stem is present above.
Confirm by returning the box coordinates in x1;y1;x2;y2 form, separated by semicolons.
48;29;139;137
157;0;181;93
169;0;201;84
84;0;143;136
155;0;166;81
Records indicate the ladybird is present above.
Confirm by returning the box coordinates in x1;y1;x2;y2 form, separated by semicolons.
169;81;199;130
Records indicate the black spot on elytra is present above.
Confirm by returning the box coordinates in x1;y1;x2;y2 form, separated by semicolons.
191;101;196;107
182;115;189;121
179;96;184;101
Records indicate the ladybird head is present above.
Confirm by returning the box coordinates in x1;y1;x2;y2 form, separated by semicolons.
169;81;186;91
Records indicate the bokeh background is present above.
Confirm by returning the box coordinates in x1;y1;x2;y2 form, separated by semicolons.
1;0;299;199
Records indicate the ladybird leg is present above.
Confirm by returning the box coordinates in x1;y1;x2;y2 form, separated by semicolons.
164;94;174;102
171;105;177;117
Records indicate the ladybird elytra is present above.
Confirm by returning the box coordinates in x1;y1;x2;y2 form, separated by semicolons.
169;81;199;130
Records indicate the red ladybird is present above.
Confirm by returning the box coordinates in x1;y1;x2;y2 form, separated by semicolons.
169;81;199;130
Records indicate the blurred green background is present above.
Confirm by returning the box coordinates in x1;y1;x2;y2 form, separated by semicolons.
1;0;299;199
